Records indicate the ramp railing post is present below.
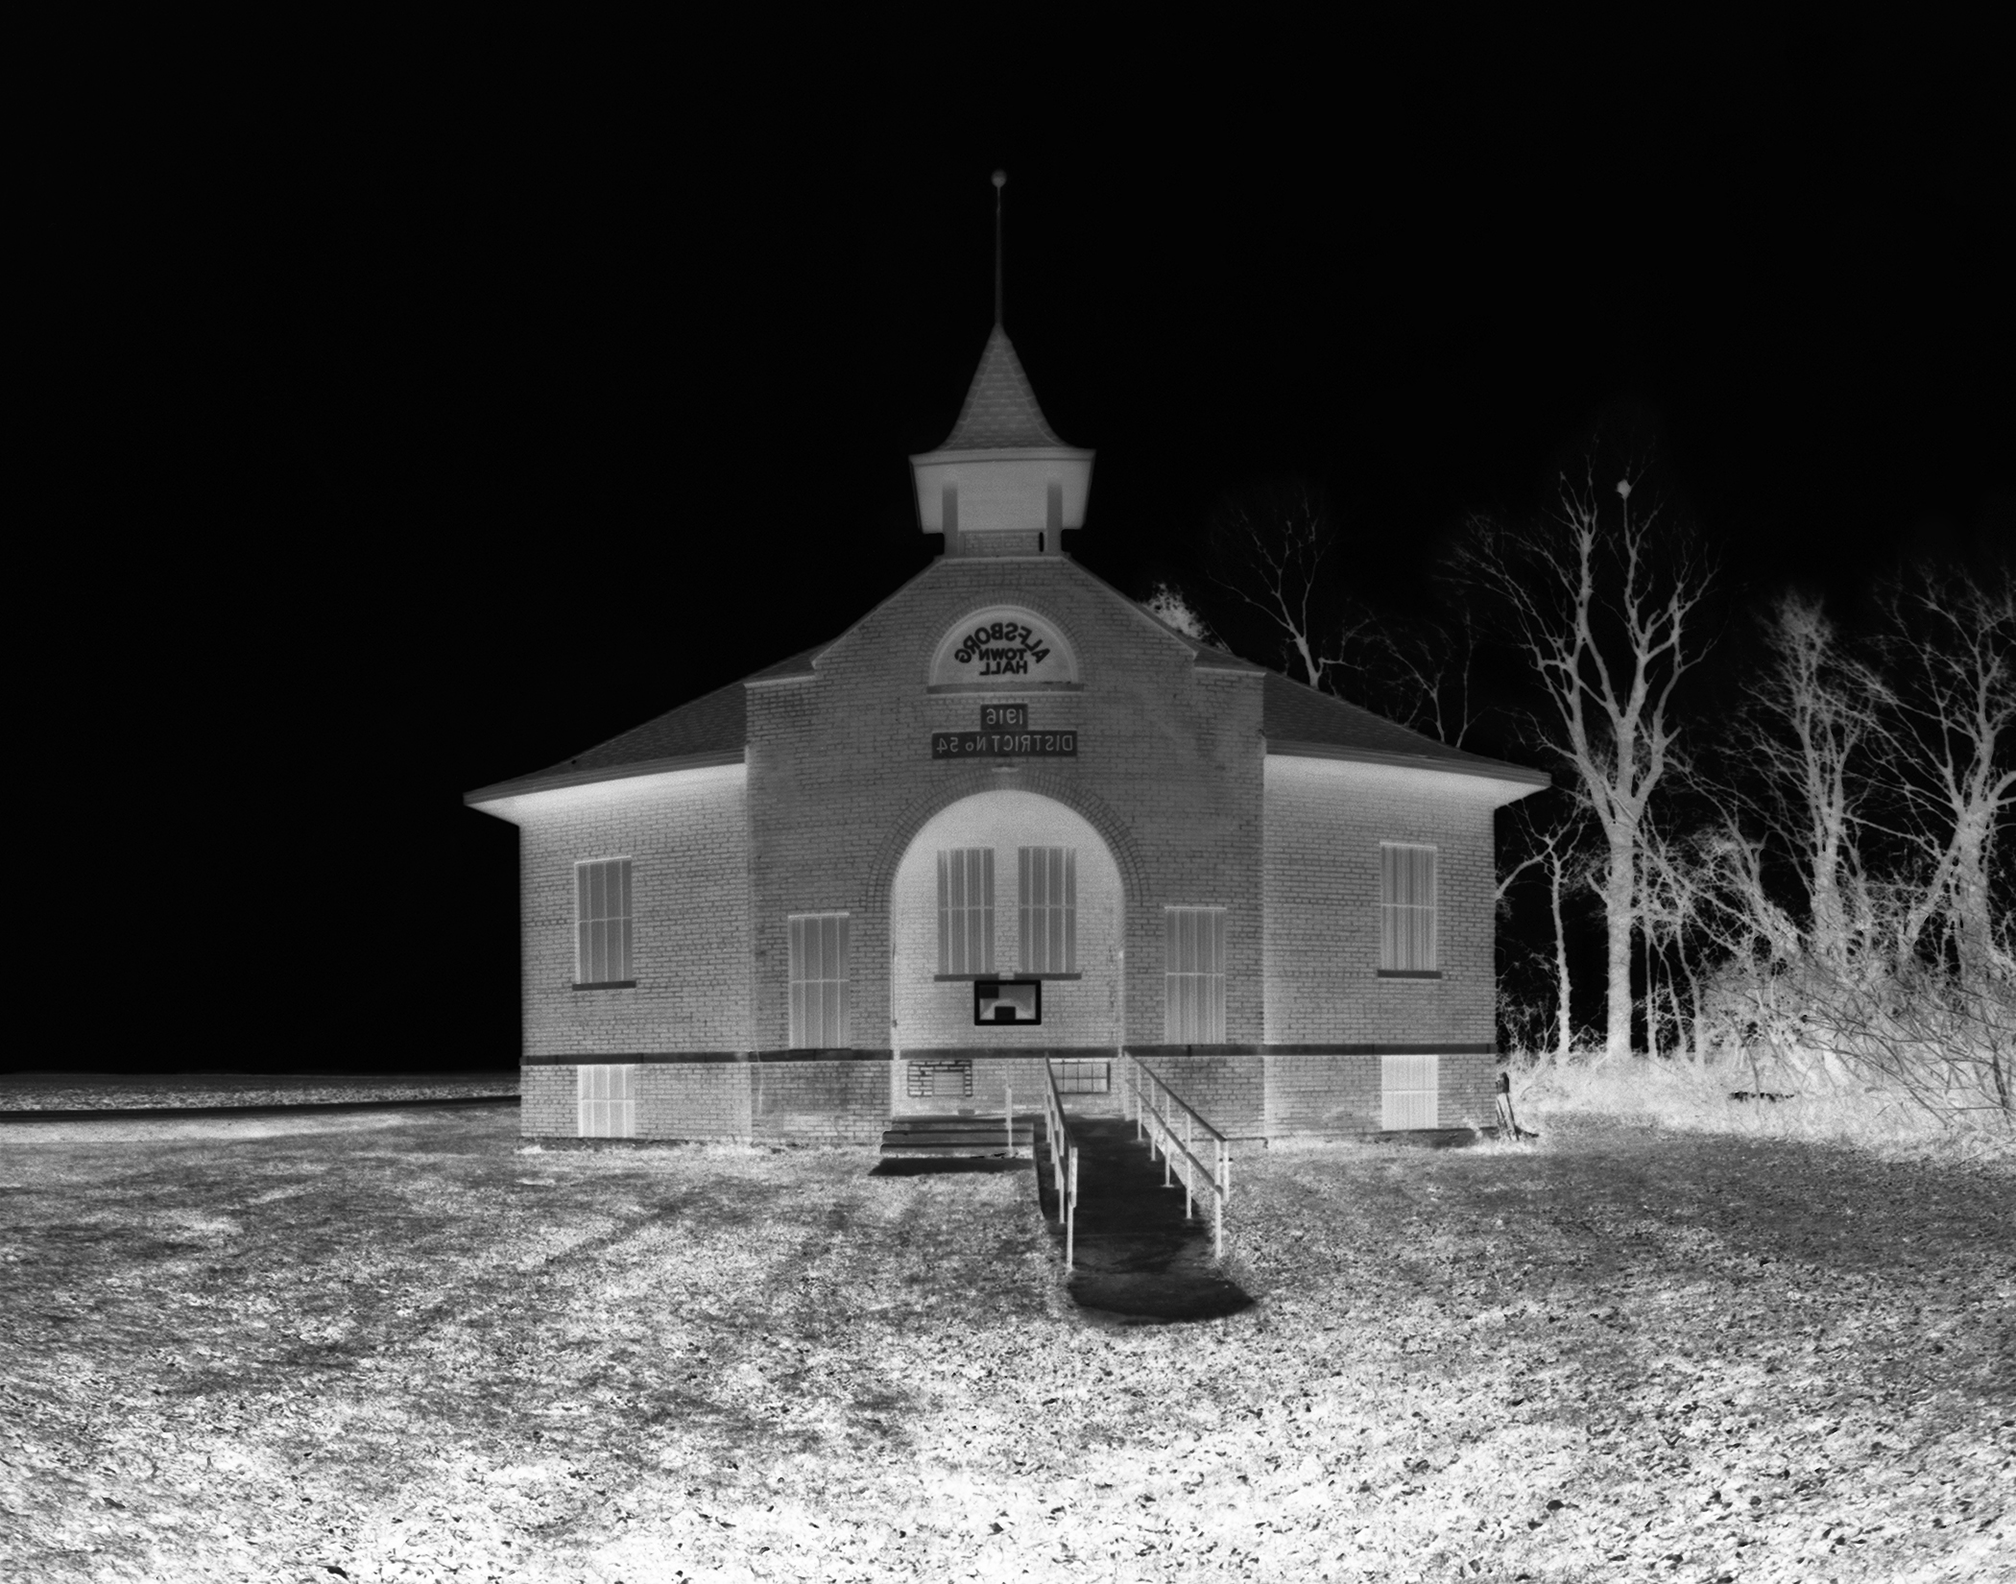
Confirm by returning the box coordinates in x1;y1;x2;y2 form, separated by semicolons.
1215;1139;1226;1258
1065;1146;1079;1271
1005;1083;1013;1158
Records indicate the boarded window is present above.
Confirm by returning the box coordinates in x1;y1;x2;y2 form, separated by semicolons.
1164;907;1227;1044
1379;843;1438;973
575;859;633;985
937;849;994;975
577;1064;636;1138
906;1059;973;1099
788;913;850;1048
1018;846;1076;974
1381;1054;1439;1130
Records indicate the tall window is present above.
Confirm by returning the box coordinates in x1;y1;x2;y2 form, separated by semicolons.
575;859;633;985
1018;846;1076;974
1381;1054;1439;1130
789;913;850;1048
936;850;994;975
1379;843;1438;974
1164;907;1227;1043
577;1064;636;1138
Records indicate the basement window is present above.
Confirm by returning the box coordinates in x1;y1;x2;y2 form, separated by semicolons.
1380;1054;1439;1131
577;1064;636;1138
1051;1059;1110;1094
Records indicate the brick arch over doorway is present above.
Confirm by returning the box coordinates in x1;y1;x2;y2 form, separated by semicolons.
886;788;1128;1055
865;769;1150;908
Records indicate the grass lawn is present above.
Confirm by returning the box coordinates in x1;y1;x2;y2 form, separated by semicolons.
1;1103;2009;1582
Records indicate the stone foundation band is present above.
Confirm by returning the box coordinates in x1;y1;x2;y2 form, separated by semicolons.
931;730;1079;758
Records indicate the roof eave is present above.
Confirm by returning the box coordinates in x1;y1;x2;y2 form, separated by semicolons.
908;444;1096;465
1264;737;1552;787
465;747;747;807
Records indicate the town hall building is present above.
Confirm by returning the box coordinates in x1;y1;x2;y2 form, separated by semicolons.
466;320;1548;1146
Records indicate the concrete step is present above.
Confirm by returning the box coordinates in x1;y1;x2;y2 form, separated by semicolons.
882;1131;1034;1146
879;1116;1035;1156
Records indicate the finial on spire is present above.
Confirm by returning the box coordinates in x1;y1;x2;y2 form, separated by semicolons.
992;170;1006;327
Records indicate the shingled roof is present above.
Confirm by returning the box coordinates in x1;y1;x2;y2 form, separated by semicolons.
937;326;1066;450
467;571;1545;805
1260;671;1549;784
463;648;823;804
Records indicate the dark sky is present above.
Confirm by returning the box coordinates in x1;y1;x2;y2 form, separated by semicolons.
47;20;2009;1072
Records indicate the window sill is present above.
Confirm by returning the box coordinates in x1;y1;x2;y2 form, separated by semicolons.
934;972;1081;982
572;980;637;991
1376;970;1442;980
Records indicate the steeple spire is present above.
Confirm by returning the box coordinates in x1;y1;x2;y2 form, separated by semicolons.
993;169;1006;328
907;173;1095;557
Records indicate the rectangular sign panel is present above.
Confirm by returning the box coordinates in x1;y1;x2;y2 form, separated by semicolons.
931;730;1078;759
974;979;1041;1025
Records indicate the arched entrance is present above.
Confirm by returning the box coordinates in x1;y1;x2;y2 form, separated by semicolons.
888;789;1124;1115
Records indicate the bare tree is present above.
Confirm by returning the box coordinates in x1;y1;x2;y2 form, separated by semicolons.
1876;567;2015;982
1498;799;1597;1063
1460;467;1716;1059
1203;479;1369;695
1695;572;2013;1125
1742;595;1887;969
1199;479;1498;747
1357;608;1490;749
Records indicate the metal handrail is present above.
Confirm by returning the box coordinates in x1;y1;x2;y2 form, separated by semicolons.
1121;1052;1232;1258
1041;1060;1081;1270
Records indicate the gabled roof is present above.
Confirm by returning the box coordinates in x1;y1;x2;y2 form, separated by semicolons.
466;570;1547;806
935;326;1066;450
463;642;840;802
1260;671;1550;785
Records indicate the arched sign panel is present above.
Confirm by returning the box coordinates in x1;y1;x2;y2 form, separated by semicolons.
929;606;1079;688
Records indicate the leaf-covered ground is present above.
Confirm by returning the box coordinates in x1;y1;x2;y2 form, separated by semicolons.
0;1099;2008;1582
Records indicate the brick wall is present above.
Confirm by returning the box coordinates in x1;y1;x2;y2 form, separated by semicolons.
750;1060;889;1145
1133;1053;1267;1138
522;1060;877;1144
1265;1050;1497;1137
1262;755;1509;1047
1265;1051;1380;1134
746;560;1266;1056
522;1066;576;1136
515;765;752;1058
642;1064;753;1139
894;1053;1124;1120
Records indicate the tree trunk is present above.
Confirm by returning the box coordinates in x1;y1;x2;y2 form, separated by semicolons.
1605;843;1635;1060
1550;853;1574;1060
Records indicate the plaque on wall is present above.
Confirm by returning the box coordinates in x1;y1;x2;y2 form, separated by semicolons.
974;979;1041;1025
931;729;1078;759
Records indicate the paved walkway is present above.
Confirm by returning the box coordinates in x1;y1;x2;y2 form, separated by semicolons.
1039;1114;1252;1324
